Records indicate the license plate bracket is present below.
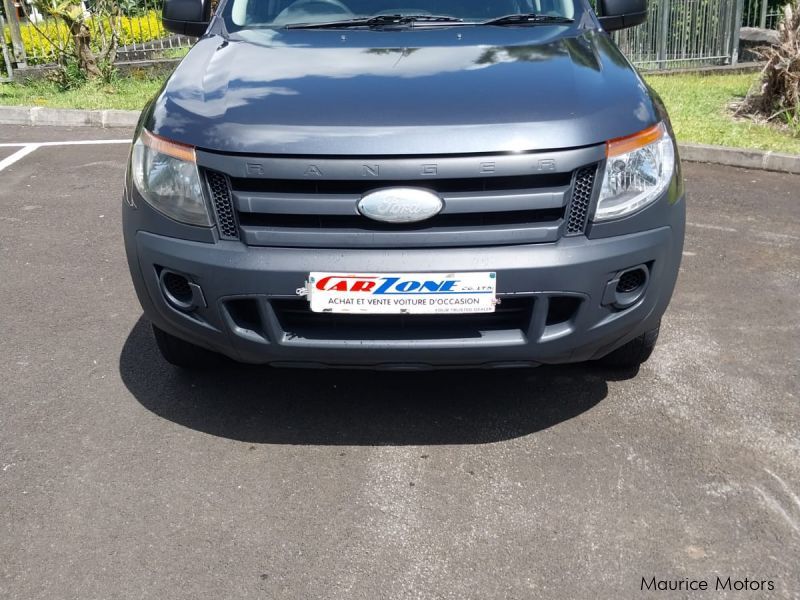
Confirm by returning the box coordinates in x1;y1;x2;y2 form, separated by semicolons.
307;272;497;314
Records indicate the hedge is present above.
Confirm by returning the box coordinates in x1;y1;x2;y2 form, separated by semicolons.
2;10;167;66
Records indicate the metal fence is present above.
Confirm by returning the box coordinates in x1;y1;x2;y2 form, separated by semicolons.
1;15;14;82
741;0;783;28
1;0;193;75
615;0;745;69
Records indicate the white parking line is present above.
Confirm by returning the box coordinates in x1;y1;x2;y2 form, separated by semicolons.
0;145;40;173
0;139;130;148
687;222;738;233
0;139;130;173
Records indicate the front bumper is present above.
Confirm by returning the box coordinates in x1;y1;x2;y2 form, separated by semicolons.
123;198;685;368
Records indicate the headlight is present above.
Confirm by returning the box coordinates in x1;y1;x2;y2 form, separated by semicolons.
595;122;675;221
130;129;212;226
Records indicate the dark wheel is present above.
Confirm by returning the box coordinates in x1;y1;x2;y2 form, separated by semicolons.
152;324;220;369
596;323;660;370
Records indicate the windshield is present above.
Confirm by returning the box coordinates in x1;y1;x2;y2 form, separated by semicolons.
225;0;576;29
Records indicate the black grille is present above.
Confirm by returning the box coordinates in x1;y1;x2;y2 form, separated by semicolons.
271;297;534;341
206;171;238;239
200;152;603;249
565;166;597;235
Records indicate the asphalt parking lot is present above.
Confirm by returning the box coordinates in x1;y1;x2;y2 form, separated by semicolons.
1;124;799;599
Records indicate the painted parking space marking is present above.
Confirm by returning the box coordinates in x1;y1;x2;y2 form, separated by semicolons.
687;221;799;245
0;145;40;173
686;222;738;233
0;139;130;173
0;139;130;148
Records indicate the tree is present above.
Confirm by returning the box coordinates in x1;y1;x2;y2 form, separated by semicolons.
21;0;121;78
738;1;800;134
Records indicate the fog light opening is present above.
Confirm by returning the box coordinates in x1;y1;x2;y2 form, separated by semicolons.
612;265;649;309
159;269;198;312
616;269;646;294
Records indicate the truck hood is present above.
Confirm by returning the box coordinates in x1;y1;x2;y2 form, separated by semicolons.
145;27;659;155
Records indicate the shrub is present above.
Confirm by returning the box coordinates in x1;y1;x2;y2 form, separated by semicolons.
118;10;166;46
2;9;167;65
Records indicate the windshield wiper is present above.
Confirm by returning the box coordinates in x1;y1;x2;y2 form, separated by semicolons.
285;14;464;29
482;13;574;26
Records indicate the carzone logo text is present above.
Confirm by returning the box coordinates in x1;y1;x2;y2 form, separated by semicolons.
314;275;487;295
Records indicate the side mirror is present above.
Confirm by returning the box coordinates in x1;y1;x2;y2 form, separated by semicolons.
597;0;647;31
163;0;211;37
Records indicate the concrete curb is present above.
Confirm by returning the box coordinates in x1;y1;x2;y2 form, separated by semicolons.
1;106;799;175
679;142;800;175
0;106;140;128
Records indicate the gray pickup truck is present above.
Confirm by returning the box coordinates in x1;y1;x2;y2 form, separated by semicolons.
123;0;685;371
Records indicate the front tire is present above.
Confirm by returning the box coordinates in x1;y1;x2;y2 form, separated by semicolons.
596;324;660;370
152;325;220;369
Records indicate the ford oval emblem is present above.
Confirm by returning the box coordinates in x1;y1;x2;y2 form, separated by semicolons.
357;188;444;224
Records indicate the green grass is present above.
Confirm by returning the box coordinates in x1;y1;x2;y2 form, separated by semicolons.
1;68;799;154
646;72;800;154
0;74;164;111
158;47;191;60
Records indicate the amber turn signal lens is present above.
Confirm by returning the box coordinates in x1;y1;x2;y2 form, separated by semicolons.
606;122;666;158
139;129;196;163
